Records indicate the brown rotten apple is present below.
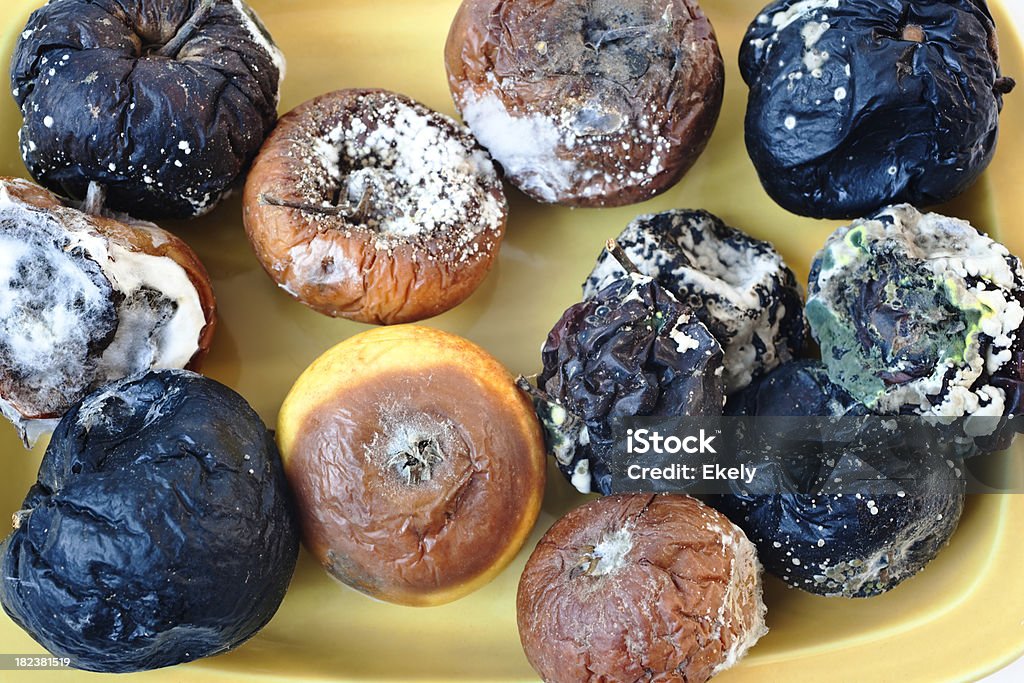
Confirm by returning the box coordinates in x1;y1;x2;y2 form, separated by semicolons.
277;325;546;606
445;0;725;207
244;89;507;324
517;494;767;683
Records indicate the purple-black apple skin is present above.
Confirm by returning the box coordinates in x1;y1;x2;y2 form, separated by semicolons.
11;0;282;219
0;370;300;673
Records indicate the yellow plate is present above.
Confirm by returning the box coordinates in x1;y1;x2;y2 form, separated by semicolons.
1;0;1023;681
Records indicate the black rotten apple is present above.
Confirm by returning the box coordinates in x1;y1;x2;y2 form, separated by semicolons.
11;0;284;219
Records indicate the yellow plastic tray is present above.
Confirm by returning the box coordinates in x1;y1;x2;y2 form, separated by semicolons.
1;1;1023;681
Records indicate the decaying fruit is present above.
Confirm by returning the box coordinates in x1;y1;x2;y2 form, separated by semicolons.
0;177;216;445
244;89;507;324
585;209;806;393
445;0;725;207
0;370;299;672
11;0;284;219
277;325;546;606
530;244;725;495
714;360;967;598
517;494;767;683
807;205;1024;451
740;0;1015;218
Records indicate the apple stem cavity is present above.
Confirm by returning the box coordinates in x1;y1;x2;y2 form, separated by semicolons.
367;406;461;487
156;0;219;59
386;437;444;485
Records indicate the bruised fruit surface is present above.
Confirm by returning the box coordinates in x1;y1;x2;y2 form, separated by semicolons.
277;326;546;606
517;494;767;683
11;0;284;219
0;178;216;445
536;273;725;495
724;358;862;418
0;370;299;672
446;0;724;206
244;89;507;324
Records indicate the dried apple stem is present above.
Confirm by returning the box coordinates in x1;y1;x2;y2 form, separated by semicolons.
157;0;218;58
587;25;652;50
995;77;1016;95
516;375;558;405
901;24;925;43
260;184;374;223
259;194;350;215
569;544;599;578
350;184;373;222
569;529;633;578
605;239;642;276
12;509;31;530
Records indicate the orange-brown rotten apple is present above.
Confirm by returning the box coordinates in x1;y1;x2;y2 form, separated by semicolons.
517;494;767;683
277;325;546;606
445;0;725;207
244;89;507;325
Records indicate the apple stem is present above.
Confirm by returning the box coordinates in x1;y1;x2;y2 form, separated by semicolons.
586;25;653;51
901;24;926;43
12;509;31;530
260;184;373;223
349;183;373;222
83;181;107;216
570;545;600;578
516;375;558;405
157;0;218;59
259;194;350;216
605;239;642;276
995;77;1016;95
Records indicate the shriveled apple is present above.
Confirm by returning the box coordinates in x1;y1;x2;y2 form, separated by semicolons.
278;325;547;606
